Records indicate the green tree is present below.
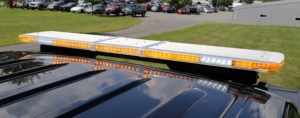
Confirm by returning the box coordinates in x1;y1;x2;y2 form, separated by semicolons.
2;0;14;9
212;0;232;7
165;0;192;8
239;0;253;4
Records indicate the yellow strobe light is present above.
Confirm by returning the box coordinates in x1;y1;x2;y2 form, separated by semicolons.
232;61;284;72
19;36;36;42
95;45;140;56
143;50;200;63
53;40;91;49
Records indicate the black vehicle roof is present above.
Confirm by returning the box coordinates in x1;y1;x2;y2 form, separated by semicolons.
0;51;289;118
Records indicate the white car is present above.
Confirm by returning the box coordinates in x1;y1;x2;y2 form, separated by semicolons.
0;1;5;7
204;7;212;13
151;5;161;12
70;4;91;13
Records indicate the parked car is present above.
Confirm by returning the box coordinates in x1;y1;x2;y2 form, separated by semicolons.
105;3;125;16
203;7;212;13
16;0;32;9
142;3;152;11
70;4;91;13
29;0;53;10
162;6;176;13
7;1;16;7
47;2;65;11
228;6;233;12
160;4;167;9
122;4;146;17
219;5;225;11
188;6;199;14
12;2;17;7
125;0;130;4
0;1;4;7
151;4;162;12
59;2;77;12
84;4;106;14
197;5;203;12
16;2;22;8
212;7;218;12
177;7;190;14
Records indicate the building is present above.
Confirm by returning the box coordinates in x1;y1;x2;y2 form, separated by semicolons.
233;0;300;26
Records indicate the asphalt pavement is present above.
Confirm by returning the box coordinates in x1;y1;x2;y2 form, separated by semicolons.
0;11;278;52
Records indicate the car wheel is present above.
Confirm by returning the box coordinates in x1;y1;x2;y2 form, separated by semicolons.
31;8;34;10
26;5;29;9
122;13;125;16
96;11;99;14
132;12;136;17
142;12;145;17
61;9;63;12
81;9;84;13
106;13;109;16
163;11;165;13
115;12;119;16
39;6;43;10
50;9;53;11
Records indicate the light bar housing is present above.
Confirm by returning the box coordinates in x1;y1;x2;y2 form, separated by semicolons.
19;31;285;72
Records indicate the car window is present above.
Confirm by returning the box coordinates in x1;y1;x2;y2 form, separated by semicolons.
287;105;300;118
110;4;119;7
76;5;84;7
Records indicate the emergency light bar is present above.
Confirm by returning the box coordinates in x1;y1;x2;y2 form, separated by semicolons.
19;31;284;72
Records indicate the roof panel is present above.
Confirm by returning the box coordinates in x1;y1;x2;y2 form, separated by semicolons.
234;0;300;10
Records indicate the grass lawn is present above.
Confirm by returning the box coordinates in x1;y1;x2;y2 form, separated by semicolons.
0;8;141;47
97;24;300;90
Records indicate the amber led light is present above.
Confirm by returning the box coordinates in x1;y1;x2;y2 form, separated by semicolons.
52;62;68;64
94;60;139;72
93;67;106;70
53;40;91;49
19;56;37;60
232;61;284;72
95;45;140;56
53;56;90;64
143;50;200;63
157;86;194;107
19;36;36;42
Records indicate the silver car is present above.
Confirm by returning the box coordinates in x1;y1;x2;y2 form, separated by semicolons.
84;5;106;14
151;5;162;12
16;0;32;9
204;7;212;13
29;0;53;10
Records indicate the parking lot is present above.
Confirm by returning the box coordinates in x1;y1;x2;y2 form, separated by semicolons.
100;11;278;38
